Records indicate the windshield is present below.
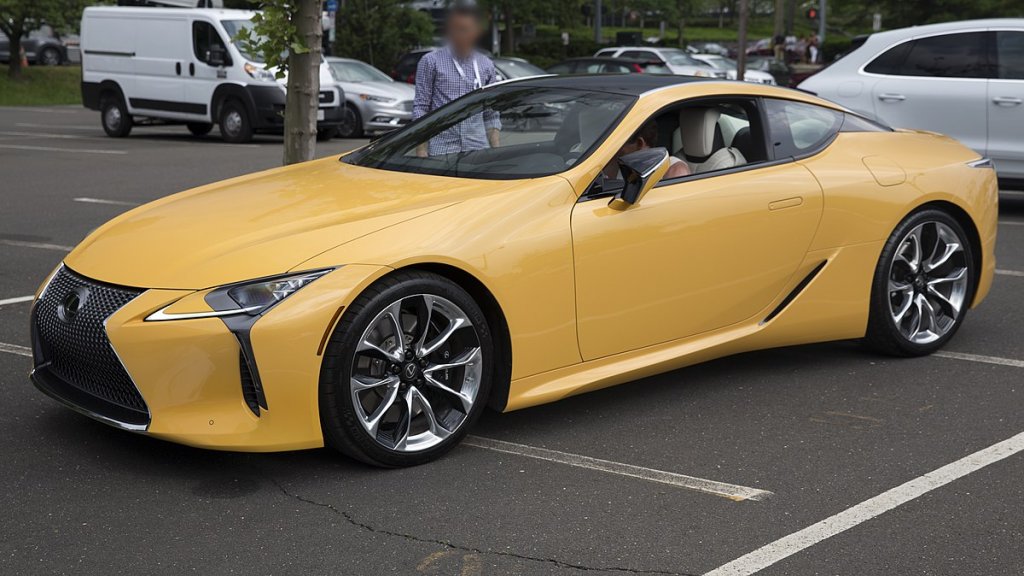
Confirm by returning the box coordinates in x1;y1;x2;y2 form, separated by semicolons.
494;59;547;79
330;60;393;82
345;86;634;180
221;19;263;62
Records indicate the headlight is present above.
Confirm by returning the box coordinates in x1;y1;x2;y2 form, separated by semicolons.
360;94;396;103
244;62;277;82
218;269;333;314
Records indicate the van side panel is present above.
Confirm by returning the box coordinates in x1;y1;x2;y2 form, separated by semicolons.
81;12;137;106
128;15;192;117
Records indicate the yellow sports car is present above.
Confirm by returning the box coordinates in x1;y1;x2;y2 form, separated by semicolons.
30;75;997;466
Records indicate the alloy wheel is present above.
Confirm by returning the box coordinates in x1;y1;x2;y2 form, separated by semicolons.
104;106;123;132
887;221;969;344
223;110;243;139
349;294;482;453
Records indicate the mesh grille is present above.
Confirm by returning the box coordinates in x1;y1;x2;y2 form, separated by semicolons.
34;267;147;413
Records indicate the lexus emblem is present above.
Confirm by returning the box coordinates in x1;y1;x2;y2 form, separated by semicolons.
57;289;86;323
403;363;418;380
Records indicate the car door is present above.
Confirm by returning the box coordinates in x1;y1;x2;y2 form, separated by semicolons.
988;29;1024;179
129;14;188;117
570;98;824;360
183;18;230;121
868;31;990;156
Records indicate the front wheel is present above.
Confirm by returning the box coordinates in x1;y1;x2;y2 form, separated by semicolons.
219;100;253;143
319;271;494;467
337;104;363;139
39;47;62;66
865;209;974;356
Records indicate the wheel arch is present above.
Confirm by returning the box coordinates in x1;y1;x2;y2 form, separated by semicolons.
211;83;255;122
98;80;126;104
396;262;513;413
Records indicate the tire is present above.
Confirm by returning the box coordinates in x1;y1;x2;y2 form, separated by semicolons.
864;208;975;356
218;100;253;144
316;126;338;141
186;122;213;137
337;104;363;139
39;47;61;66
320;271;495;467
100;94;132;138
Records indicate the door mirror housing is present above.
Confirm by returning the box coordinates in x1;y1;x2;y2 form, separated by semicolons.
207;45;226;67
608;147;670;210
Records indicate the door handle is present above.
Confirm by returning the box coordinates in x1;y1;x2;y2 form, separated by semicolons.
769;197;803;211
175;62;181;75
189;63;195;76
993;96;1023;106
877;93;906;102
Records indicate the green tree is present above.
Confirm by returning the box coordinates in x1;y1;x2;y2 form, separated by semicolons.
334;0;433;74
0;0;86;79
236;0;323;165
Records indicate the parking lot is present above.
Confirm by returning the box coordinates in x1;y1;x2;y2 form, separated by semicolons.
1;105;1022;575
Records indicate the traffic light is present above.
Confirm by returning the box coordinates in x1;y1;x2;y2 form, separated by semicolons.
806;7;818;19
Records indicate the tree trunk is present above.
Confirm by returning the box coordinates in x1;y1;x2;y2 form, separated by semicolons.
6;27;24;79
283;0;322;166
736;0;748;81
502;4;515;55
773;0;785;39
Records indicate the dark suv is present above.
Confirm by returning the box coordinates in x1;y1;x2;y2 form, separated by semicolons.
0;24;68;66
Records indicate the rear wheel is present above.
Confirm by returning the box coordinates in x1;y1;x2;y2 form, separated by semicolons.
865;209;974;356
100;94;132;138
218;100;253;143
320;271;494;467
186;122;213;137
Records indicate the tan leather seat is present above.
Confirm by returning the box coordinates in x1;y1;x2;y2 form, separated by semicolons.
677;107;746;173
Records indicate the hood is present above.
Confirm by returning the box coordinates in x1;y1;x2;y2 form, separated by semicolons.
341;80;415;101
65;157;510;290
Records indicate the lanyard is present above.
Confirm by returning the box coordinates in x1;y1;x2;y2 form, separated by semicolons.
451;51;482;89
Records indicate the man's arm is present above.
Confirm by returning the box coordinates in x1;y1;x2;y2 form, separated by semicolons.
413;54;435;157
481;59;501;148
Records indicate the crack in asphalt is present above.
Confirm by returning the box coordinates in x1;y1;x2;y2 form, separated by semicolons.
266;476;696;576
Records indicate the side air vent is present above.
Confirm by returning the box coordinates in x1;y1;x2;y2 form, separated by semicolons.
239;351;261;416
762;261;827;325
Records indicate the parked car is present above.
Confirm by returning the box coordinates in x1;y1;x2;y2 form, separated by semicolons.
80;6;345;143
326;57;414;139
746;56;792;87
798;19;1024;185
491;56;546;80
392;48;432;83
547;57;667;75
0;23;68;66
594;46;724;78
688;42;730;56
690;53;776;84
30;74;997;467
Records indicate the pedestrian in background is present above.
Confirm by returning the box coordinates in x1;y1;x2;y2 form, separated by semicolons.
413;0;501;157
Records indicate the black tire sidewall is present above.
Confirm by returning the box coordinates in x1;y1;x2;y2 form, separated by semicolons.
319;272;494;467
100;96;131;138
219;100;252;144
337;104;363;139
866;208;975;356
40;48;61;66
186;122;213;137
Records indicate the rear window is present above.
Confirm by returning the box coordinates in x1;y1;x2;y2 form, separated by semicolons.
764;99;843;158
997;30;1024;80
866;32;990;78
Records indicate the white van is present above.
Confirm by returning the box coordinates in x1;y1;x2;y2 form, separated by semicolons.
81;6;344;143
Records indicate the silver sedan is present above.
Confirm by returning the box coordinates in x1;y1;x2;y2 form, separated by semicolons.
327;57;416;138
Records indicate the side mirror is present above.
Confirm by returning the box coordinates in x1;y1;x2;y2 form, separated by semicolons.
207;45;226;67
608;147;670;210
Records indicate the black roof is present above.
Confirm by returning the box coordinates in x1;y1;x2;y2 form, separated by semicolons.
510;74;711;96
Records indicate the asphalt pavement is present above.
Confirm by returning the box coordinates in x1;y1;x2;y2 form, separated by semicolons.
0;106;1022;576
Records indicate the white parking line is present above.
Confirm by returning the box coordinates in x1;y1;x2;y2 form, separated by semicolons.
464;435;773;502
11;107;80;114
934;350;1024;368
0;143;125;155
0;130;104;141
996;269;1024;277
16;122;100;131
74;197;141;207
0;239;73;252
1000;220;1024;227
0;295;34;306
0;343;31;357
704;430;1024;576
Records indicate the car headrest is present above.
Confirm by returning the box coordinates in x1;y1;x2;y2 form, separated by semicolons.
679;107;721;158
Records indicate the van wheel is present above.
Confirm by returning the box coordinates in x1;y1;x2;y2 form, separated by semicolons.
187;122;213;137
219;100;253;143
101;95;132;138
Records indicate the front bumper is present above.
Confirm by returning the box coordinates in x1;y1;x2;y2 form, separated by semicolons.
30;264;389;452
246;85;346;132
358;99;413;132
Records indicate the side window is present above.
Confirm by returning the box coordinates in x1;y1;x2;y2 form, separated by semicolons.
900;32;989;78
997;31;1024;80
192;21;230;66
622;50;659;63
547;63;572;74
864;41;913;75
595;49;616;57
764;99;843;158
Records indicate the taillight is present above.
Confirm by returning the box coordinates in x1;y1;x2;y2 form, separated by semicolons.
632;63;643;73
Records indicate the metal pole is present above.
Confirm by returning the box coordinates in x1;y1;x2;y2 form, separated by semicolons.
594;0;603;44
818;0;826;43
736;0;748;81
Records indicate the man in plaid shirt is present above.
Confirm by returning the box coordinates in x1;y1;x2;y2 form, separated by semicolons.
413;0;501;157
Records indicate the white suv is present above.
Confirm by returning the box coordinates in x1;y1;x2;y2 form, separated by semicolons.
799;19;1024;183
594;47;725;78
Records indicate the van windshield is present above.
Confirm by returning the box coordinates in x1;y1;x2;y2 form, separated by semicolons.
221;19;264;62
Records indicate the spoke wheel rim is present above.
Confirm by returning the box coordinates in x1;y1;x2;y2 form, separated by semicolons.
224;110;242;137
350;294;482;453
104;106;122;131
887;221;969;345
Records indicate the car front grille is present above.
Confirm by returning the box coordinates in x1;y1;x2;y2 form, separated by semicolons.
32;266;148;423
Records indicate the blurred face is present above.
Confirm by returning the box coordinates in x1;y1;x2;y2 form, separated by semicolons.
447;12;482;56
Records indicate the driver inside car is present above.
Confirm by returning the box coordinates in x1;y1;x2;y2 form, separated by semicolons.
602;120;691;181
